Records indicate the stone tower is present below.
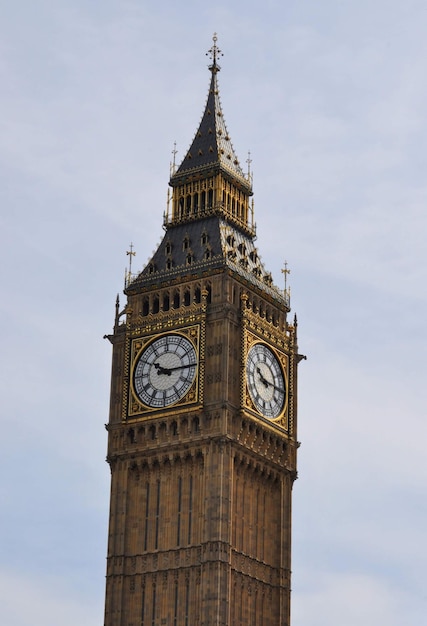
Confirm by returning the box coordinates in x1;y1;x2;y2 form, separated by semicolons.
104;36;304;626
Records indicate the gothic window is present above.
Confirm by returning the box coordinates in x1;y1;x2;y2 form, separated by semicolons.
176;476;182;546
184;290;191;306
186;254;193;265
201;190;206;211
208;188;213;207
184;579;190;626
148;263;155;274
192;416;200;432
186;195;191;214
152;296;159;314
173;582;179;626
163;294;170;311
194;287;201;303
141;585;146;625
165;241;172;255
142;298;149;316
188;474;193;545
154;479;161;550
201;231;208;245
183;236;190;251
143;482;150;551
151;585;157;626
173;291;180;309
166;258;173;270
204;248;211;260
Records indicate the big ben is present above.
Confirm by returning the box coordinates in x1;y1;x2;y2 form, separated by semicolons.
104;35;304;626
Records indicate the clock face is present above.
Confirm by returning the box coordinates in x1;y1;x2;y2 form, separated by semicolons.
246;343;286;419
133;334;197;408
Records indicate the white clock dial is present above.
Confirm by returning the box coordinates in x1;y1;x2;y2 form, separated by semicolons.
246;343;286;419
133;334;197;408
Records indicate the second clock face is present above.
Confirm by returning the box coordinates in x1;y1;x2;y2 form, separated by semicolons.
246;343;286;419
133;334;197;408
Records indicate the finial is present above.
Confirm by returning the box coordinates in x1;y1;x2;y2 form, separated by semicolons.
206;33;223;72
114;294;120;330
282;261;291;306
246;150;252;179
171;141;178;175
282;261;291;290
165;188;171;226
125;242;136;286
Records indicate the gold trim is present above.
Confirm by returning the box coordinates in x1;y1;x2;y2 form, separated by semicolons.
127;325;203;419
242;330;290;430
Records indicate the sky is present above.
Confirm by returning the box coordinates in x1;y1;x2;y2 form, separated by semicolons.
1;1;426;624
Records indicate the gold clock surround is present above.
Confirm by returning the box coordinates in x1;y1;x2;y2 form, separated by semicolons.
127;324;202;418
243;330;289;429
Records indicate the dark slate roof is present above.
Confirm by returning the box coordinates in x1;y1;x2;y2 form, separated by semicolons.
127;216;288;307
170;62;251;193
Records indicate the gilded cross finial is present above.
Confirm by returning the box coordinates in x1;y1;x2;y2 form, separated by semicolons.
246;150;252;178
171;141;177;173
282;260;291;289
206;33;223;72
282;261;291;306
125;242;136;286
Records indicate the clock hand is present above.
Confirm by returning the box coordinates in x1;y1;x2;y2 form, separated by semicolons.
154;362;197;375
256;367;284;394
256;367;270;388
154;363;172;376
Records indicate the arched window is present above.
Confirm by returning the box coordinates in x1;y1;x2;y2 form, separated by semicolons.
192;416;200;433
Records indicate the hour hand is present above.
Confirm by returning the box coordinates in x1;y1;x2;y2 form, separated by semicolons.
256;367;270;388
154;363;172;376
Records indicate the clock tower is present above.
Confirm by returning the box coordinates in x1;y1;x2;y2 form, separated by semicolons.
104;36;304;626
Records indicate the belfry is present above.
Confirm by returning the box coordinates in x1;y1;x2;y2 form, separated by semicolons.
104;35;304;626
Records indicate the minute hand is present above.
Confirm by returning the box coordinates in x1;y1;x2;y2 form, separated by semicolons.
154;362;197;375
256;367;284;393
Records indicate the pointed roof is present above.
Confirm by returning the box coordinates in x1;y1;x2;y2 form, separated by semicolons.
170;36;252;193
127;215;289;309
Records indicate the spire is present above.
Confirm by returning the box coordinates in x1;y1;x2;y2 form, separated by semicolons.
207;32;222;73
170;35;251;193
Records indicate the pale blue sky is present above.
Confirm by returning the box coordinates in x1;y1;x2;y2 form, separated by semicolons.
1;1;426;624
